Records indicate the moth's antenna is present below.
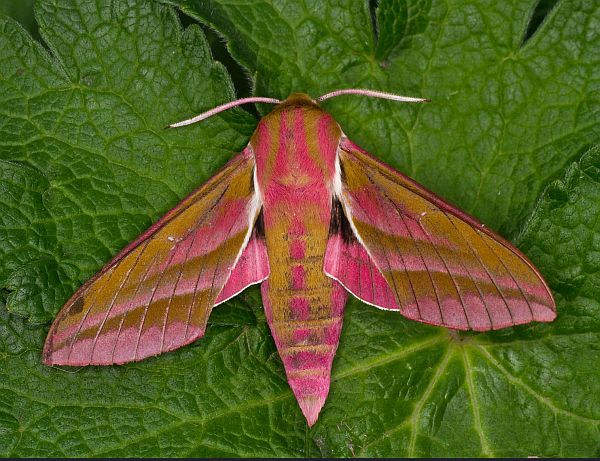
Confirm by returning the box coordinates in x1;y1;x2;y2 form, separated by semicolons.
316;89;430;104
168;97;281;128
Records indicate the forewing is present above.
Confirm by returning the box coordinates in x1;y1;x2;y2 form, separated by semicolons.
335;138;556;331
44;150;264;365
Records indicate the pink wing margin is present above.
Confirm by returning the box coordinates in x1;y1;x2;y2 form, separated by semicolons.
325;137;555;331
44;149;268;366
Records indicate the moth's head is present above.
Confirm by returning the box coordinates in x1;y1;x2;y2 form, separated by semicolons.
280;92;318;106
265;93;322;117
168;90;430;128
278;92;320;108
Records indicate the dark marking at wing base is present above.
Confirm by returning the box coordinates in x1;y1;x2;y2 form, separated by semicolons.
254;208;265;239
329;198;356;244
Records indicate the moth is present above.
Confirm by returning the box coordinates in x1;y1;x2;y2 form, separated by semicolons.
44;89;556;426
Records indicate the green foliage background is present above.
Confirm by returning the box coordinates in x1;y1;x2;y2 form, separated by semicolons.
0;0;598;457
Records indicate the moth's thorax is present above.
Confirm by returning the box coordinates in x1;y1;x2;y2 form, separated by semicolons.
250;95;342;194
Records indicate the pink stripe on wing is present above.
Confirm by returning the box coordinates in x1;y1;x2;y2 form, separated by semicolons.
145;199;249;277
215;230;269;304
324;234;401;310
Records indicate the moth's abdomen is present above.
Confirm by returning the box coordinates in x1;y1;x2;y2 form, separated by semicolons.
260;197;346;426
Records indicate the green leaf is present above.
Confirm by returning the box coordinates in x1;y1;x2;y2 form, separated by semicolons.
0;0;39;41
517;145;600;336
0;0;599;457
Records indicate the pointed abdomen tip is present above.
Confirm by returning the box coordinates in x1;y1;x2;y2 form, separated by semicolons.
298;394;327;426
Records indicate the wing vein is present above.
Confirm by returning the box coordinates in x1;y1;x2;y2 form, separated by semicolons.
443;216;504;328
478;230;535;321
76;238;151;363
343;185;422;320
208;197;252;302
367;172;451;325
152;183;231;355
184;184;232;341
89;238;152;361
133;238;181;360
64;265;118;361
366;162;471;326
158;215;206;353
111;241;166;361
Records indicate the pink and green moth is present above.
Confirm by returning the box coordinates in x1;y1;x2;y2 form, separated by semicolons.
43;89;556;426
